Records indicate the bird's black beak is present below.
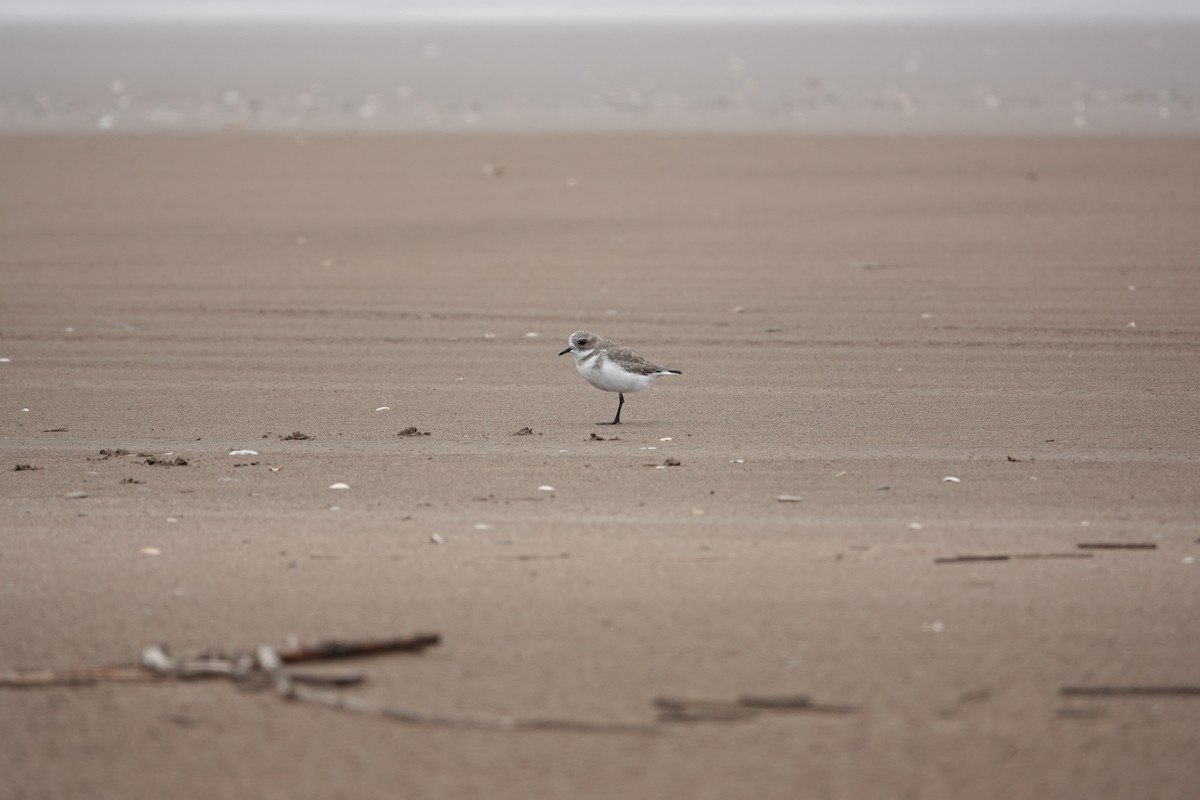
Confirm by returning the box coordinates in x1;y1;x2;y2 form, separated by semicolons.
558;347;572;356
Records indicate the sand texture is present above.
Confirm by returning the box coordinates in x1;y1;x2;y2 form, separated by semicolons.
2;133;1199;799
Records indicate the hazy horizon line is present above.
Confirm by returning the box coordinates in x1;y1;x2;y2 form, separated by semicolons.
3;7;1199;26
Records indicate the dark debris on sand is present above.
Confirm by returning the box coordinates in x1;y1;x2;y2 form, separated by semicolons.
143;456;189;467
397;427;431;437
90;448;131;461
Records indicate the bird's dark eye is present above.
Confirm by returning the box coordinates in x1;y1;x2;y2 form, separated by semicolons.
575;339;587;347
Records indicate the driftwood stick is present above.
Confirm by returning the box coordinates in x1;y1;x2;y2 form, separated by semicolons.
1061;685;1200;697
1;634;438;689
0;666;157;688
655;695;859;723
277;634;442;663
1076;542;1157;550
934;555;1010;564
935;553;1096;564
1012;553;1094;560
285;683;656;735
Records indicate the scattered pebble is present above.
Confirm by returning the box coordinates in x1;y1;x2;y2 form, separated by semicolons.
663;458;682;467
877;484;891;490
0;357;10;363
513;427;535;436
777;495;804;503
329;482;350;490
729;459;745;464
229;449;258;456
279;431;312;441
374;406;390;412
525;332;539;338
430;533;446;544
483;332;496;339
658;437;673;442
65;490;88;499
907;522;924;530
21;408;30;412
943;476;961;483
166;517;178;524
140;547;161;556
473;523;493;531
537;485;555;492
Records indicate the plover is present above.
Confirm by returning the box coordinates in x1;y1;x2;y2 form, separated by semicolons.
558;330;682;424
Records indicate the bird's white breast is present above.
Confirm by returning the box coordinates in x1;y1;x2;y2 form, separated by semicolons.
576;353;656;393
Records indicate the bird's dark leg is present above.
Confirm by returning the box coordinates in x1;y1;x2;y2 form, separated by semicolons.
598;393;624;425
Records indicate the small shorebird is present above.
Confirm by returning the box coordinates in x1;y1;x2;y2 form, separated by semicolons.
558;330;682;424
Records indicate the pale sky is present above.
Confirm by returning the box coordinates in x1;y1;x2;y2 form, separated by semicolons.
1;1;1198;23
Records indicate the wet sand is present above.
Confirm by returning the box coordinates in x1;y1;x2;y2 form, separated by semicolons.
1;133;1199;799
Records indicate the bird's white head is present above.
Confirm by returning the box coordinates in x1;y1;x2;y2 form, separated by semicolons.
558;330;600;362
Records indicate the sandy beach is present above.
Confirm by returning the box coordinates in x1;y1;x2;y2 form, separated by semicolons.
2;132;1199;798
